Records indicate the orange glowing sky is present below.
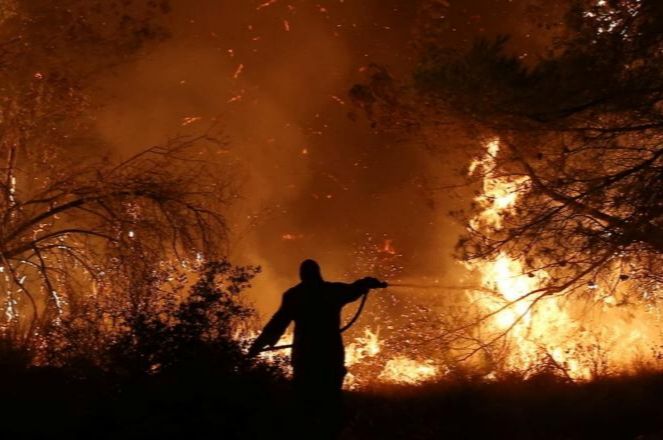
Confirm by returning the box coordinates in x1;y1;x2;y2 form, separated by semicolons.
91;0;566;312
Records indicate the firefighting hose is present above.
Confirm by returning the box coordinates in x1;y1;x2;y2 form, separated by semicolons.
258;280;388;353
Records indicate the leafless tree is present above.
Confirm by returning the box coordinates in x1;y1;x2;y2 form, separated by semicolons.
0;134;234;340
0;1;238;341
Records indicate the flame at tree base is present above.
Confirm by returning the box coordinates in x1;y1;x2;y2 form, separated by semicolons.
465;253;663;380
457;139;663;380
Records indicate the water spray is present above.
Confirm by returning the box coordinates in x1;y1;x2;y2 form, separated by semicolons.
388;283;443;289
387;282;480;291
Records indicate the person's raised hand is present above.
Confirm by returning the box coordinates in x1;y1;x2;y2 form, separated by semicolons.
361;277;388;289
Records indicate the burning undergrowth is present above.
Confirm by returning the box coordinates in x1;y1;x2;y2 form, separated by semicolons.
245;139;663;389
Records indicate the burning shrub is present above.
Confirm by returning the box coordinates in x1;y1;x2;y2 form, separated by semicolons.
37;260;262;376
105;260;259;376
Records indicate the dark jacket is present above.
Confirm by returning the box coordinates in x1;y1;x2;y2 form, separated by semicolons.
250;280;371;380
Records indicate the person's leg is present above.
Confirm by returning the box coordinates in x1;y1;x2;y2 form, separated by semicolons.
292;375;319;437
291;367;347;439
318;370;347;439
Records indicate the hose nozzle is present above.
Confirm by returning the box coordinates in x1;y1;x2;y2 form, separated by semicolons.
361;277;388;289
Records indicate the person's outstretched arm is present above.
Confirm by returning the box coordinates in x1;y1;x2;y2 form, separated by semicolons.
337;277;387;305
248;293;293;357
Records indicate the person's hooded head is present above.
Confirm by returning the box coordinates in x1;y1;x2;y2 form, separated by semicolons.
299;259;323;284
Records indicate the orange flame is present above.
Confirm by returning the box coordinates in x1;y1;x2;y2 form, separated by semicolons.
466;139;663;379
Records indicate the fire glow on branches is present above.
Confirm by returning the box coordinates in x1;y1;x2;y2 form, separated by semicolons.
462;139;663;380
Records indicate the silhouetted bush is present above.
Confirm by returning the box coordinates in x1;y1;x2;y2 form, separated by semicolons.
105;260;257;376
0;260;292;439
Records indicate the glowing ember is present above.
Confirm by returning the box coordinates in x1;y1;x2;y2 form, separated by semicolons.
256;0;278;10
227;93;244;103
233;64;244;79
181;116;202;126
330;95;346;105
381;239;397;255
281;233;303;241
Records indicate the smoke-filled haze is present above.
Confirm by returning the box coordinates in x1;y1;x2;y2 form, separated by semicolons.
91;0;562;315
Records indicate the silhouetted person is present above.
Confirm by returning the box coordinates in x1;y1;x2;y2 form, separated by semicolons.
248;259;386;438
